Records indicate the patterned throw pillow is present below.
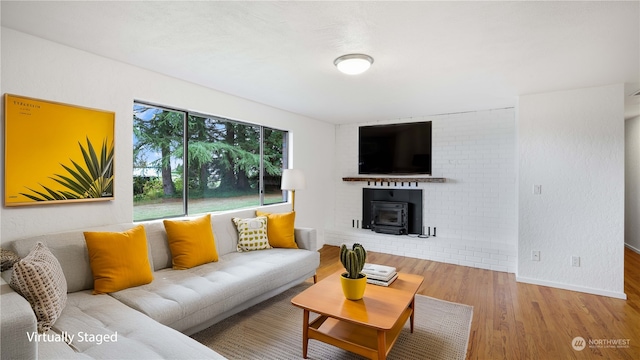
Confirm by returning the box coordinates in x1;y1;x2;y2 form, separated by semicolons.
1;248;21;271
10;242;68;333
232;216;271;252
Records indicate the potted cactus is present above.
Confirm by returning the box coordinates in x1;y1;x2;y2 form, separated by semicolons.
339;243;367;300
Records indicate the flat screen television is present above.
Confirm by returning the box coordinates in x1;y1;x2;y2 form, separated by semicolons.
359;121;432;175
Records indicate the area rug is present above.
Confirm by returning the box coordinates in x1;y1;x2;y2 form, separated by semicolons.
191;283;473;360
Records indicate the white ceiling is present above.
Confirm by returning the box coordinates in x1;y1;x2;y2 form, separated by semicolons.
2;1;639;124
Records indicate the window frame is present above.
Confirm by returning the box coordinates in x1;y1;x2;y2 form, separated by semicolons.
133;101;288;221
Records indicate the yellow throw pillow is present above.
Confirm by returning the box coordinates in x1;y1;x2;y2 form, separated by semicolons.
163;214;218;269
84;225;153;294
256;210;298;249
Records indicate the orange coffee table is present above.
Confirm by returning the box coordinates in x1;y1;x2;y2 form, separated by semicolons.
291;270;424;360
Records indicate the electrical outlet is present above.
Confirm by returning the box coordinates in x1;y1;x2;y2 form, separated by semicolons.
571;256;580;267
531;250;540;261
533;185;542;195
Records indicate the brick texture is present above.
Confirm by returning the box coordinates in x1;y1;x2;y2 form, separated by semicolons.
328;108;517;273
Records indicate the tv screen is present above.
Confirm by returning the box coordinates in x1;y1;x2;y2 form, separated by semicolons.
359;121;432;175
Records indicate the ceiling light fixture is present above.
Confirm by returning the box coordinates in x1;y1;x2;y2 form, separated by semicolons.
334;54;374;75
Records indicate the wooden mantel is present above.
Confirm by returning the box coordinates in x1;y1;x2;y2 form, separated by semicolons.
342;177;446;183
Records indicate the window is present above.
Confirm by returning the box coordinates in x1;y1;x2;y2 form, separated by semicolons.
133;103;287;221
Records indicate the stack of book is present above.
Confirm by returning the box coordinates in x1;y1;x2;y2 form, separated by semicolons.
362;263;398;287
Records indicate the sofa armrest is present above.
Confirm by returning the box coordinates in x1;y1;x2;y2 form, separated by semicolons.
1;277;38;360
294;228;317;251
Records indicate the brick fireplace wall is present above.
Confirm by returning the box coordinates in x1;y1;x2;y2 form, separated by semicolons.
327;108;517;273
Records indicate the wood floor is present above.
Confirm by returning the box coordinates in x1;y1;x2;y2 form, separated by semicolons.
316;245;640;359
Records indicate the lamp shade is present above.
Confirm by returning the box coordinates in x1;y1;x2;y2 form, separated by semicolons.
281;169;306;190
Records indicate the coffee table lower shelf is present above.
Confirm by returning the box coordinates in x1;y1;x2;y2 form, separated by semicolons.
305;306;413;360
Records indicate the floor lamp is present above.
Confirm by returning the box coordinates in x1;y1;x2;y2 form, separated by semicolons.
281;169;306;211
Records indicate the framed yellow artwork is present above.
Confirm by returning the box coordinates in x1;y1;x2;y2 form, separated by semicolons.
4;94;115;206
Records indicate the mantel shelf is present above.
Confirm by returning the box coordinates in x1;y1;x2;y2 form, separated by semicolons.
342;177;446;183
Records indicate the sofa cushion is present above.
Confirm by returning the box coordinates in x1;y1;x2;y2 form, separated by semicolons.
8;223;139;293
84;225;154;294
38;290;225;359
142;220;173;271
210;208;257;256
110;248;319;334
10;242;67;333
232;216;270;252
164;214;219;269
255;210;298;249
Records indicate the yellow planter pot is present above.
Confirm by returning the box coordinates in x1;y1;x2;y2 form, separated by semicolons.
340;273;367;300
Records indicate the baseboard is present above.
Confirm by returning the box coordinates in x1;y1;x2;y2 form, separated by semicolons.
515;276;627;300
625;243;640;255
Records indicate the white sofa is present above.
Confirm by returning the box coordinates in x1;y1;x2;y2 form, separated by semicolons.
1;208;319;359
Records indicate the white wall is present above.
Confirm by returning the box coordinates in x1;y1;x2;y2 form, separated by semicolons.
626;116;640;253
327;108;518;272
0;28;335;246
517;84;626;299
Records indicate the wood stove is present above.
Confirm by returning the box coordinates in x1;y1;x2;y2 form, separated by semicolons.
370;201;408;235
362;188;422;235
